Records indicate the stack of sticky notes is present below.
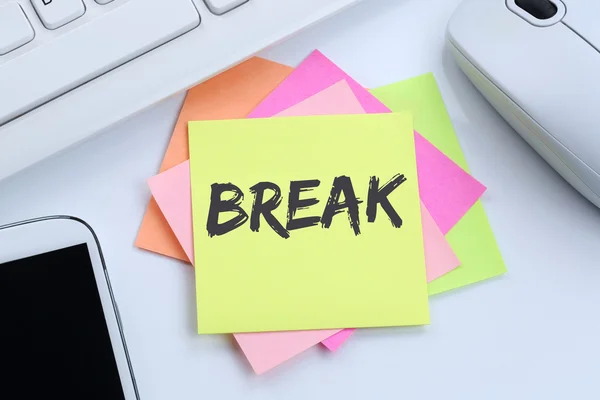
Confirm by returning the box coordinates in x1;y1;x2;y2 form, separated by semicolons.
135;50;506;374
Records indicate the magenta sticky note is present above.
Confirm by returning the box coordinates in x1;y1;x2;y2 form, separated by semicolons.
248;50;388;117
414;134;486;234
320;328;355;352
250;50;486;234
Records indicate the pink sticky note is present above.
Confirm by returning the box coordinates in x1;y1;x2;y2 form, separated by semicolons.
414;134;486;234
421;203;460;282
274;80;365;117
249;50;486;234
235;330;340;375
320;327;356;352
148;161;194;263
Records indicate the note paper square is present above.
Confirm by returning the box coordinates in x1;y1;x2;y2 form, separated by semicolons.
189;113;430;334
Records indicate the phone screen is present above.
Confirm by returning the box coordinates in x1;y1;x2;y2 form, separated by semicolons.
0;243;127;399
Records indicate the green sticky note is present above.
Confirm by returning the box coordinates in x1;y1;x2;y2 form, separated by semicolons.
371;74;506;295
189;113;430;334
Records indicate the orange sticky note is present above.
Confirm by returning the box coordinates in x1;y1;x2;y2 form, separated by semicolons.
135;57;294;260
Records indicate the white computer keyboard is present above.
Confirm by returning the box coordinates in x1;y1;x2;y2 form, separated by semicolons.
0;0;203;126
0;0;359;181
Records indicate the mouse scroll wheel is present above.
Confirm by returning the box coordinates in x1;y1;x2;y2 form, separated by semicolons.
515;0;558;20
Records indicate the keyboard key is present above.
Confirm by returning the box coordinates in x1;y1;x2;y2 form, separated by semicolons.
31;0;86;30
0;0;200;125
0;3;35;55
203;0;248;15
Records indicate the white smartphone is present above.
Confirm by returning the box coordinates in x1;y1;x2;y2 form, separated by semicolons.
0;216;139;399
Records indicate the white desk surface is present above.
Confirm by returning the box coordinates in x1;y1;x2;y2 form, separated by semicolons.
2;0;600;398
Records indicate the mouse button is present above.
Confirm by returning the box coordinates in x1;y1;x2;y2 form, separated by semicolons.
562;1;600;54
507;0;566;26
515;0;557;19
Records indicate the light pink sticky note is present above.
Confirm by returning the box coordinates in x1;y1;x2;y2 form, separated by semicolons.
149;80;460;372
147;161;194;263
421;204;460;282
274;80;365;117
249;50;486;234
235;330;340;375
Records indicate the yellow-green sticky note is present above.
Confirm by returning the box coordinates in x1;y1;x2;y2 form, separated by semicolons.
371;74;506;295
189;113;429;334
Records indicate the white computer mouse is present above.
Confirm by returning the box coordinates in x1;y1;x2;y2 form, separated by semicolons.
447;0;600;208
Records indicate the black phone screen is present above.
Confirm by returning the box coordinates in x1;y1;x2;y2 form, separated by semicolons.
0;243;127;399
